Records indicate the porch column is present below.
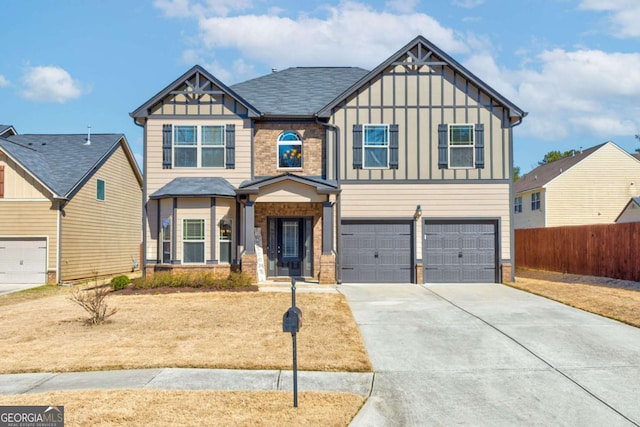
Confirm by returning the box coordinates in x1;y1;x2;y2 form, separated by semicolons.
322;201;333;255
244;200;255;254
171;197;180;264
207;197;217;264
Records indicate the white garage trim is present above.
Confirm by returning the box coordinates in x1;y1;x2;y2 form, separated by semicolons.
0;236;49;285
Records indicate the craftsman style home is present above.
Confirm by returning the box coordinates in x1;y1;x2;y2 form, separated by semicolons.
131;35;526;284
0;125;142;284
514;142;640;229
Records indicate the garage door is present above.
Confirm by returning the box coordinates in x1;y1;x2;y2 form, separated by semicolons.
423;221;497;283
0;238;47;284
341;221;412;283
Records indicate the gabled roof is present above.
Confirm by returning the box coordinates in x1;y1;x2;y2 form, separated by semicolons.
614;197;640;223
318;35;527;119
514;144;606;193
149;177;236;199
0;132;142;199
230;67;369;117
238;173;339;194
0;125;16;137
130;65;260;121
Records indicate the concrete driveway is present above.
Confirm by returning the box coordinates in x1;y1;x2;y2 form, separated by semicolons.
342;284;640;427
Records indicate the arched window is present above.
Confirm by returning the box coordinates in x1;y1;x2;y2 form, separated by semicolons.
277;131;302;169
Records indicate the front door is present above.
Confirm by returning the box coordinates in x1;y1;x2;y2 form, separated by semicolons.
276;218;303;277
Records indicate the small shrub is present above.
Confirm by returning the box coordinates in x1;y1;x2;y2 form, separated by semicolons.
69;286;117;325
110;275;131;291
131;271;254;290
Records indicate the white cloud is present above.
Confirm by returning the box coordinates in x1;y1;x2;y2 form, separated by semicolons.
579;0;640;38
154;0;253;18
385;0;419;13
0;75;8;87
20;66;84;103
467;48;640;140
452;0;485;8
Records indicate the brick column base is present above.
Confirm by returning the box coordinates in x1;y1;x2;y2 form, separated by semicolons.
241;253;258;284
319;254;336;285
501;263;513;283
415;262;423;284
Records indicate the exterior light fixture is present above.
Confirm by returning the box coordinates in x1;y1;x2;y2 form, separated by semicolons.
414;205;422;220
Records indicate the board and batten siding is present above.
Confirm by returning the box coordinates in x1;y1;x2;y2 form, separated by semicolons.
545;144;640;227
145;117;252;194
327;63;512;182
513;189;546;229
339;183;511;260
0;201;57;273
60;145;142;281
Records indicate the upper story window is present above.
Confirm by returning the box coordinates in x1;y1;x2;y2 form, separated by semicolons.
449;124;474;168
531;192;541;210
97;179;105;201
364;125;389;168
514;196;522;213
277;131;302;169
174;125;225;168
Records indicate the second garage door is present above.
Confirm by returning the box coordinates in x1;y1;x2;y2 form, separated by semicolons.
341;221;413;283
0;238;48;284
423;221;497;283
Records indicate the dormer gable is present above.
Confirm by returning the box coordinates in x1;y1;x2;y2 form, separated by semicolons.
130;65;260;123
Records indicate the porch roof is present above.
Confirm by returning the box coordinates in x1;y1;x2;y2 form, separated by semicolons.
237;173;340;195
149;177;236;199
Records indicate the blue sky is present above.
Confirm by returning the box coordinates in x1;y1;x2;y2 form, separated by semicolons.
1;0;639;173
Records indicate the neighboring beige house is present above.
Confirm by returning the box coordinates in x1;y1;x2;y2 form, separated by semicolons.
514;142;640;229
0;125;142;284
131;35;526;284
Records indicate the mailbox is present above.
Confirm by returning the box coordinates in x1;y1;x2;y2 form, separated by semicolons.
282;307;303;333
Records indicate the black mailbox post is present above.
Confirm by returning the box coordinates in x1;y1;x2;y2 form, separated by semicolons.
282;278;302;407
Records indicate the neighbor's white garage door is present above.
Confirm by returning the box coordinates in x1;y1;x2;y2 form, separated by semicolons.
0;238;47;284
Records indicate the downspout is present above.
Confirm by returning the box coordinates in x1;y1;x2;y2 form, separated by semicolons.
315;116;342;284
508;113;527;282
133;118;147;277
57;198;70;284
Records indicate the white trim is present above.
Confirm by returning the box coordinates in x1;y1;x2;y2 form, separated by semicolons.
172;124;226;169
447;123;475;169
363;124;389;169
0;235;51;283
276;130;303;171
182;218;206;264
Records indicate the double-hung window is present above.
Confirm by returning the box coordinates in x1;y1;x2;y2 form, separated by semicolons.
449;124;474;168
174;125;225;168
514;196;522;213
219;219;232;264
363;125;389;168
531;192;541;211
162;218;171;264
183;219;205;263
277;131;302;169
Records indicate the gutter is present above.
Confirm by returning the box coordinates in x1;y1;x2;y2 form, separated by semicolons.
315;116;343;284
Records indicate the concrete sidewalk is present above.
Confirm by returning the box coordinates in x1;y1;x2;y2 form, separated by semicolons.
0;368;373;396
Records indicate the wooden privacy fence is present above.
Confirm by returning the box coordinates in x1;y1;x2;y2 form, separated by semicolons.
515;222;640;282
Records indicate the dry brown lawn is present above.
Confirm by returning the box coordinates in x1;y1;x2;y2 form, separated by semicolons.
0;290;372;374
509;269;640;328
0;390;365;427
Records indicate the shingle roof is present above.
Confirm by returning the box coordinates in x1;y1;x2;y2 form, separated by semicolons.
149;177;236;199
514;144;606;193
238;173;339;194
0;133;126;197
230;67;369;117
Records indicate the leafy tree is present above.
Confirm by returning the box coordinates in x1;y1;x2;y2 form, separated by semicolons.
538;149;580;165
513;165;521;182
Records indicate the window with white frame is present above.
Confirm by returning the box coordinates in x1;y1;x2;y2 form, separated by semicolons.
277;131;302;169
364;124;389;168
162;218;171;264
449;124;474;168
514;196;522;213
531;192;541;211
219;219;232;264
174;125;225;168
183;219;205;263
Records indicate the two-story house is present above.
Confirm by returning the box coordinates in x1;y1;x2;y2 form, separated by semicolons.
514;142;640;229
0;125;142;284
131;35;526;284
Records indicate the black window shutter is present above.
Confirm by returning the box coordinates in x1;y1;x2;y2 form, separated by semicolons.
162;124;172;169
474;124;485;169
225;124;235;169
389;124;399;169
353;124;363;169
438;124;448;169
